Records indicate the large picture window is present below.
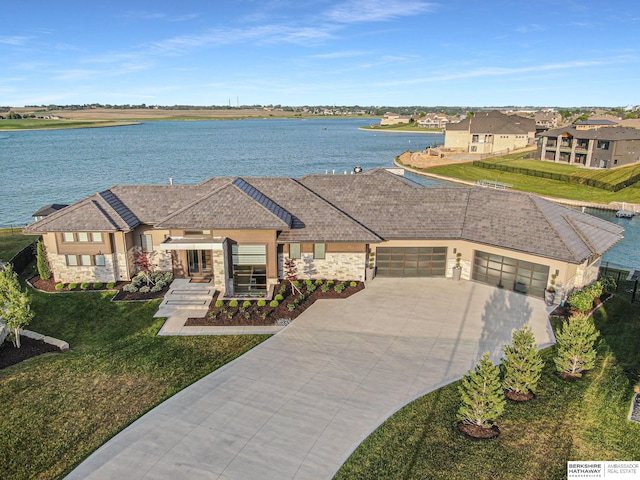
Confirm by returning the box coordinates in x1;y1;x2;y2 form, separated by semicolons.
232;244;267;293
313;243;326;260
289;243;301;259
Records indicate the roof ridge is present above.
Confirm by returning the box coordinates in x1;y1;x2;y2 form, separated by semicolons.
563;215;598;254
529;195;583;262
98;190;141;229
290;177;383;241
90;199;124;231
24;193;103;232
232;178;292;227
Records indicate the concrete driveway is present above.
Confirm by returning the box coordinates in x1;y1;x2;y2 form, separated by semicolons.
66;278;554;480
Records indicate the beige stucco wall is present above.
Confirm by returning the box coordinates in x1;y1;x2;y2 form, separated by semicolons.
444;130;469;151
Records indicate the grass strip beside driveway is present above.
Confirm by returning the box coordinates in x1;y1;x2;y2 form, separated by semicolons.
0;290;268;480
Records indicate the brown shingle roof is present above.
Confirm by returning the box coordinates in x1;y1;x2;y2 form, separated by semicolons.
540;126;640;141
445;110;535;135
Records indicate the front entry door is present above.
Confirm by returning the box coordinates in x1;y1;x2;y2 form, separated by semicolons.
187;250;213;277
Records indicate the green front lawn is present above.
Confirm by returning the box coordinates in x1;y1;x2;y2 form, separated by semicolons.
0;229;39;261
0;286;268;479
335;290;640;480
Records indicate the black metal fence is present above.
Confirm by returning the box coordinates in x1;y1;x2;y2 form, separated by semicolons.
8;241;37;275
472;161;640;192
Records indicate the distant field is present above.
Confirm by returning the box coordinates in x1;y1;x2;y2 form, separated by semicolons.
0;119;140;130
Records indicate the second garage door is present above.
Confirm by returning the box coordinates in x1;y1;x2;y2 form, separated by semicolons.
376;247;447;277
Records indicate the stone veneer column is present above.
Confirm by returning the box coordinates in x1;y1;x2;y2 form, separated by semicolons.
212;247;226;292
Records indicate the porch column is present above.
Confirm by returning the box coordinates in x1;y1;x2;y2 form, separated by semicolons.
212;243;226;292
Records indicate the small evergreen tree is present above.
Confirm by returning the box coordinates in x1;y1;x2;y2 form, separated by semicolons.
554;313;599;378
0;265;34;348
457;352;506;428
36;240;52;280
502;324;544;397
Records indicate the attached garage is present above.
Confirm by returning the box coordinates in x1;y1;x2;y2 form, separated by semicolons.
472;251;549;298
376;246;447;277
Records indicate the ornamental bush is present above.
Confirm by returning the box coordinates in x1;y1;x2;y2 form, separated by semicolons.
275;294;284;302
36;241;52;280
68;283;78;290
106;282;116;289
350;281;357;287
600;275;617;295
502;324;544;396
583;281;603;301
315;279;323;286
257;299;267;307
457;352;506;428
568;288;594;312
80;282;90;290
229;300;238;307
242;301;252;308
215;300;224;308
287;303;296;311
320;284;330;292
93;282;103;290
54;283;65;291
122;283;138;293
139;286;151;294
554;313;599;378
270;300;279;308
150;284;162;293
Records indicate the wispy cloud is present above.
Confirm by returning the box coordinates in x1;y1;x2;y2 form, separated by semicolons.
118;11;199;22
326;0;437;23
308;50;371;59
516;23;545;33
0;36;32;46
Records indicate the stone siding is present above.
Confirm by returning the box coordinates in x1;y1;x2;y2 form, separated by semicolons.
573;257;601;289
279;252;366;281
50;252;117;284
212;247;226;292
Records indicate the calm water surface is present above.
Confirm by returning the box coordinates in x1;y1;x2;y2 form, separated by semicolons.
1;118;443;226
1;118;637;267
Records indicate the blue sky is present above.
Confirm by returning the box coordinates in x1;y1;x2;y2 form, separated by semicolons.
1;1;639;107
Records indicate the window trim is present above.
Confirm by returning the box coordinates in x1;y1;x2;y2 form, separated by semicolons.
61;232;104;243
140;234;153;252
65;254;107;267
313;243;326;260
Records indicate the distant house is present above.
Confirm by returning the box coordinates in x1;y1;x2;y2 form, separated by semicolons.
444;111;536;154
416;114;456;129
24;168;622;300
538;126;640;168
380;112;413;126
32;204;68;222
534;111;561;129
574;119;618;130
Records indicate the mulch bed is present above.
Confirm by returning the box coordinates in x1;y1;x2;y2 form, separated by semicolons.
457;422;500;440
186;280;365;327
112;287;169;302
0;336;61;369
550;293;612;319
505;390;536;402
29;276;126;293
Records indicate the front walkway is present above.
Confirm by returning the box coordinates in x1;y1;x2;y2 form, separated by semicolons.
66;278;555;480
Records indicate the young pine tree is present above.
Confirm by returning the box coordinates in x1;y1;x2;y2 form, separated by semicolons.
554;313;599;378
36;240;52;280
502;324;544;399
457;352;506;428
0;265;34;348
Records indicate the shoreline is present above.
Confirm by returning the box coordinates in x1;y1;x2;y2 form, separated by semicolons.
358;126;443;134
0;121;142;132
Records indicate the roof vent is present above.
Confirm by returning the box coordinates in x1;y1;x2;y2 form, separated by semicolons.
353;166;363;174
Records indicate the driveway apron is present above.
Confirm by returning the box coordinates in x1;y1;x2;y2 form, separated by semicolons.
66;278;554;480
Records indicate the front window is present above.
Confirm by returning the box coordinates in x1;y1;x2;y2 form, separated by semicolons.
66;255;78;266
77;232;89;242
141;234;153;252
314;243;326;260
597;140;610;150
94;255;106;266
289;243;301;259
62;232;74;242
232;244;267;293
91;232;103;242
80;255;92;266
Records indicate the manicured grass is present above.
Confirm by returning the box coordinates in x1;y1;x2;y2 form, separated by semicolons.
0;228;39;261
423;161;640;203
0;287;268;479
335;290;640;480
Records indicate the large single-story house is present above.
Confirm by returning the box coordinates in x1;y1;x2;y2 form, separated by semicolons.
24;168;623;299
444;111;536;154
538;126;640;168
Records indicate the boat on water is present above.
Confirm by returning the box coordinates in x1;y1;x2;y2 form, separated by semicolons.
616;202;636;218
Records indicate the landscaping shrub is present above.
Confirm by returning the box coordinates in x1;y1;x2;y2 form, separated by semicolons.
315;279;323;286
349;281;357;287
257;299;266;307
36;240;51;280
334;283;346;293
502;324;544;398
215;300;224;308
93;282;103;290
279;284;287;294
122;284;138;293
307;284;317;293
139;286;151;294
261;312;268;320
457;352;505;429
54;283;65;291
568;288;595;312
80;283;90;290
68;283;78;290
600;275;617;295
327;280;334;286
242;301;252;308
554;313;599;378
287;303;296;312
150;284;162;293
305;279;313;286
320;284;330;292
106;282;116;289
229;300;238;307
270;300;279;308
244;312;251;319
275;294;284;302
584;281;603;300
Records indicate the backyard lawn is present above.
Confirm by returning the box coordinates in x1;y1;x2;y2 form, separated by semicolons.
0;228;39;262
402;154;640;204
0;277;268;479
335;286;640;480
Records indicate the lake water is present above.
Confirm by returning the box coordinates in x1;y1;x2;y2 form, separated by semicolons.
1;117;637;268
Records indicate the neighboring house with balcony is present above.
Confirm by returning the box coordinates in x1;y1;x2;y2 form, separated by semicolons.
538;126;640;168
24;168;622;300
444;111;536;154
416;114;456;129
534;111;561;130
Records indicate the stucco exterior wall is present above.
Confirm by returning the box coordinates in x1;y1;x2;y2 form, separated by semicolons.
444;130;469;151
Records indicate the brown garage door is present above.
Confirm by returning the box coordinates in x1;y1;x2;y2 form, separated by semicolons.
376;247;447;277
472;251;549;298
